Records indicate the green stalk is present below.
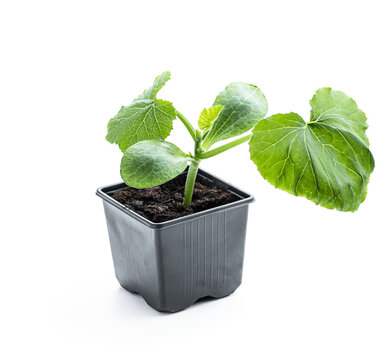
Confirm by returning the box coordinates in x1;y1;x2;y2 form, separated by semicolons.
199;134;252;159
183;159;200;206
176;110;196;141
183;132;202;206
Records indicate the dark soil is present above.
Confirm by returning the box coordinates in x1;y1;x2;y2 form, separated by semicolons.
111;172;239;223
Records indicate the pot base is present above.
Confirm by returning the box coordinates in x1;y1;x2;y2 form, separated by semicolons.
121;284;239;313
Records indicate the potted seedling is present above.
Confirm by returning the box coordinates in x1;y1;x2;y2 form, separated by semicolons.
97;72;374;312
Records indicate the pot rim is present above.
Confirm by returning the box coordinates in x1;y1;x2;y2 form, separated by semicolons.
96;168;254;229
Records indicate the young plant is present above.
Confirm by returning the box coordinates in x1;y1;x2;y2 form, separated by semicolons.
106;72;374;211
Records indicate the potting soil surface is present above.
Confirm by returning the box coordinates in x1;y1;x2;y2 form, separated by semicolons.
111;173;239;223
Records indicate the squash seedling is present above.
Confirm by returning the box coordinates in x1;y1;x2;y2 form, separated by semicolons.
106;71;374;211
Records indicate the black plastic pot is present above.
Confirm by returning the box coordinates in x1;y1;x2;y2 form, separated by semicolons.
96;169;254;312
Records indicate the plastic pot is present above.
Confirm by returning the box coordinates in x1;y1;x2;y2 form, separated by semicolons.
96;169;254;312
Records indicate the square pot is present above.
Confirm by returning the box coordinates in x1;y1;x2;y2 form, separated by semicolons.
96;169;254;312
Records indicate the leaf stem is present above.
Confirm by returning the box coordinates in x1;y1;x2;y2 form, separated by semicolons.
183;159;200;206
176;110;197;141
194;130;202;156
199;134;252;159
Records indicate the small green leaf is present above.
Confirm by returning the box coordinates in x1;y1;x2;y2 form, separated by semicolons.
120;140;190;188
198;105;223;130
249;89;374;212
106;71;176;152
134;71;171;101
310;87;369;146
202;82;268;150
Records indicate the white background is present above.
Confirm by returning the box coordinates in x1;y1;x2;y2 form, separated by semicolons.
1;1;391;359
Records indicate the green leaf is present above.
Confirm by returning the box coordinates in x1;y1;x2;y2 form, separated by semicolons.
198;105;223;130
202;82;268;150
249;90;374;212
106;71;176;152
134;71;171;101
106;99;176;152
120;140;190;188
310;87;369;146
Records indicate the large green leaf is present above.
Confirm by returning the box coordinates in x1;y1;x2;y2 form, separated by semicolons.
202;82;268;150
106;72;176;152
249;89;374;212
120;140;190;188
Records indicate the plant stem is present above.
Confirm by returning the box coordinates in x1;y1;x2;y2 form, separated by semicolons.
176;110;196;141
183;159;200;206
199;134;252;159
182;132;202;206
